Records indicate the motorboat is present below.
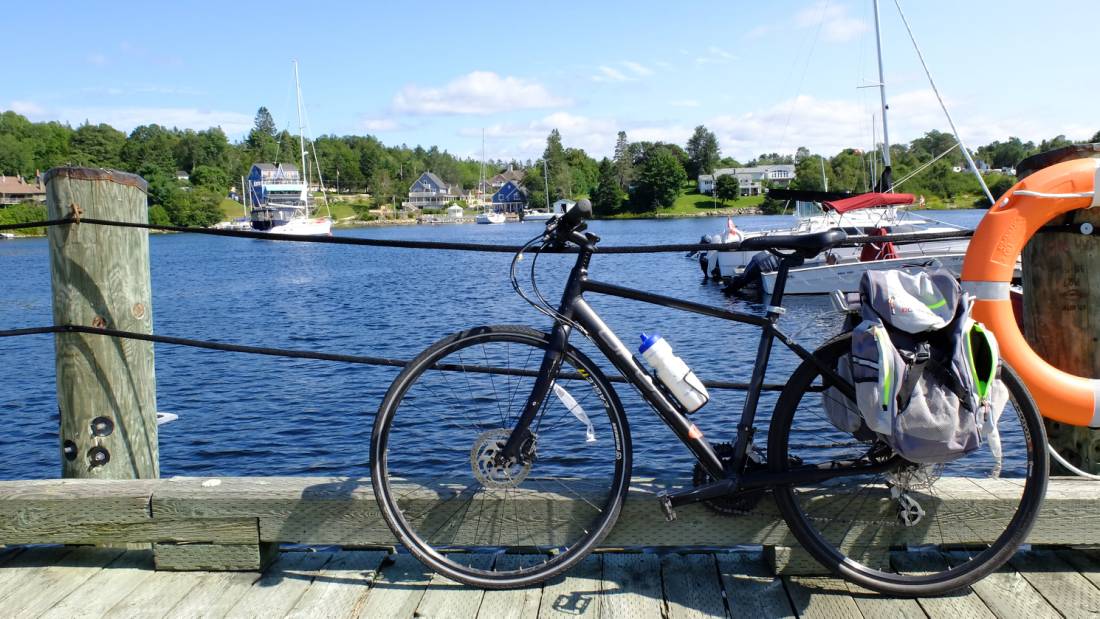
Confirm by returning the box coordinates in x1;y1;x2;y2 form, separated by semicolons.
521;209;554;222
707;191;981;295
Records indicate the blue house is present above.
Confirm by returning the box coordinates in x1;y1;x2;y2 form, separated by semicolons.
247;163;304;207
406;172;457;209
491;180;527;213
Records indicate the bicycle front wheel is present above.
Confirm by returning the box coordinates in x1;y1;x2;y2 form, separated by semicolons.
769;333;1048;596
371;325;631;589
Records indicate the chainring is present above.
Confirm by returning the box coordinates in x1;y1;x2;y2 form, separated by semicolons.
692;442;769;516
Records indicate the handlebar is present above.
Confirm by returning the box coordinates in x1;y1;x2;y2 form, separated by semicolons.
545;199;593;247
558;198;592;231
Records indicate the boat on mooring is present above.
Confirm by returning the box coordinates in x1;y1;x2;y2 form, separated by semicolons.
246;61;332;236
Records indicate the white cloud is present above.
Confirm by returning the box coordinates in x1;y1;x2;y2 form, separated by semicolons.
622;61;653;77
392;71;569;116
592;66;631;82
695;46;736;64
360;118;401;132
795;1;869;43
10;100;45;116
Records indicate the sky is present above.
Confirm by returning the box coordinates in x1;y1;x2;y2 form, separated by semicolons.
6;1;1099;163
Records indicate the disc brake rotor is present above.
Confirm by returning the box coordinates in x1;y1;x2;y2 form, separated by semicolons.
470;428;533;489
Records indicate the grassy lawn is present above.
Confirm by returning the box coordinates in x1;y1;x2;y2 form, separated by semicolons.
606;188;766;219
217;198;360;221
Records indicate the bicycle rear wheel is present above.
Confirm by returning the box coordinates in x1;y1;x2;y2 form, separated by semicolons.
769;333;1048;596
371;325;631;589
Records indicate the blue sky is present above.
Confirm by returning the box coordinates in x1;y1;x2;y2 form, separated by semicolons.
7;1;1099;162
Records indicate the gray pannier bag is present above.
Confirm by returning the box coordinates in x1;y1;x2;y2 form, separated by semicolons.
823;268;1007;464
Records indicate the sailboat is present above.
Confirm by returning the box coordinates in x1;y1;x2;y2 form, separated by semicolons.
249;61;333;236
474;130;506;225
705;0;998;294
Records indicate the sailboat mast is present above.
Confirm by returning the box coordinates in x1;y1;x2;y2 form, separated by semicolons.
293;60;309;211
543;159;550;211
872;0;893;188
480;129;485;206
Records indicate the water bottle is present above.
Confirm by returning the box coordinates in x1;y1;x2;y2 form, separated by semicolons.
638;332;709;413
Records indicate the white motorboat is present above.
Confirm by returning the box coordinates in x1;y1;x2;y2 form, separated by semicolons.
0;232;15;239
475;211;506;225
521;210;554;222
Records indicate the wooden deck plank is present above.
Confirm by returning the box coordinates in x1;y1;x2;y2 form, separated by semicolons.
716;553;795;618
538;554;602;618
784;575;865;619
599;553;663;619
416;554;496;617
890;551;994;619
844;581;927;618
661;553;727;618
284;550;388;619
1010;549;1100;619
155;568;261;617
0;545;78;600
945;551;1061;619
1055;549;1100;590
354;553;433;618
477;554;545;619
223;550;334;618
41;550;156;618
0;546;125;616
103;570;212;618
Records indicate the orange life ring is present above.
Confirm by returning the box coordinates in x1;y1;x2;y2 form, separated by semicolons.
961;157;1100;427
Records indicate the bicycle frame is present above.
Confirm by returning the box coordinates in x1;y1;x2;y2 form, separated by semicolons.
499;237;870;497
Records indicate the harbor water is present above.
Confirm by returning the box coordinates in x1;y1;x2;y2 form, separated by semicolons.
0;211;987;480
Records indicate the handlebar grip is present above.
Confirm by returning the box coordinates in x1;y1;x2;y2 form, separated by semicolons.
559;199;592;230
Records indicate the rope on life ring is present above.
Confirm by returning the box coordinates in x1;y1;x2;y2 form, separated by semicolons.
961;157;1100;428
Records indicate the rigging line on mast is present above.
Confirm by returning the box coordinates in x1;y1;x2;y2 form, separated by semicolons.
777;0;830;155
893;0;995;206
296;67;332;219
892;143;959;189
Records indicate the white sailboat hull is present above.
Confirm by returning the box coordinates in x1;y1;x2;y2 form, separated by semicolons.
761;253;968;295
476;212;505;224
264;216;333;236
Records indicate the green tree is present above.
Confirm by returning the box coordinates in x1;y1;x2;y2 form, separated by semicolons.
590;158;625;216
685;125;720;179
120;124;179;177
246;107;279;163
631;147;686;210
190;165;230;191
714;174;740;203
1038;134;1074;152
613;131;633;190
1091;130;1100;143
69;123;125;168
0;134;35;175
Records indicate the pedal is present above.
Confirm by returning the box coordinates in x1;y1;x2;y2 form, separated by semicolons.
657;492;677;522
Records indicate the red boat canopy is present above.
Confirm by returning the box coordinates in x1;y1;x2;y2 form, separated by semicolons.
822;192;914;213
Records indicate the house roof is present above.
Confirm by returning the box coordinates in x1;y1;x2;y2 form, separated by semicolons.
700;165;795;181
421;171;448;188
0;175;45;196
490;168;525;183
252;163;299;172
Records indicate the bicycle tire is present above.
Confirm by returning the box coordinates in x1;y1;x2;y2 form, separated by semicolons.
769;333;1048;596
371;325;632;589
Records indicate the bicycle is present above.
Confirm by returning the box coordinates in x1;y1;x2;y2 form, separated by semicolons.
370;200;1048;596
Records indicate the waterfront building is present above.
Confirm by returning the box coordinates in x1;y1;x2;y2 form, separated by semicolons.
406;172;459;210
698;165;796;196
491;180;528;213
489;165;524;189
0;174;46;205
246;163;304;207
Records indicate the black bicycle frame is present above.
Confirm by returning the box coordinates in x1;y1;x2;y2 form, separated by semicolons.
500;238;859;487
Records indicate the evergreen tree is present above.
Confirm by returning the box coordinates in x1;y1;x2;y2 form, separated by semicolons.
613;131;633;190
685;125;720;179
591;158;624;216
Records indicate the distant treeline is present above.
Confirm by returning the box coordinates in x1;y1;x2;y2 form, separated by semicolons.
2;108;1098;224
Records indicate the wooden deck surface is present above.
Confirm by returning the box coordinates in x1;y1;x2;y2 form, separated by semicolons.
2;545;1098;618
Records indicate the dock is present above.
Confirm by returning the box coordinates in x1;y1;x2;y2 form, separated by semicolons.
2;544;1099;617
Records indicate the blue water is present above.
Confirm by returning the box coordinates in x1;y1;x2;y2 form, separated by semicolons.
0;210;986;480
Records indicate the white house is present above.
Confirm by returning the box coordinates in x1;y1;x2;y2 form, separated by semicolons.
446;203;464;220
698;165;796;196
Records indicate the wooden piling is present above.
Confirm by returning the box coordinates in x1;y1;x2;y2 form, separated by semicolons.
44;167;158;479
1019;145;1100;474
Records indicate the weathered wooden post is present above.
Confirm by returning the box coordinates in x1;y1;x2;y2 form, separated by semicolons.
44;167;158;479
1019;145;1100;474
